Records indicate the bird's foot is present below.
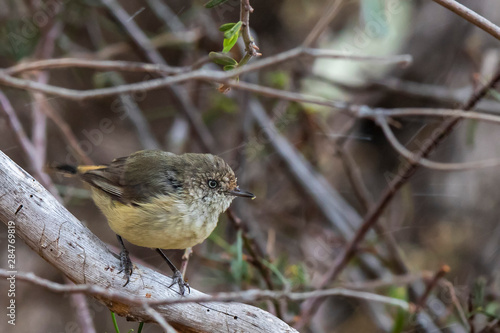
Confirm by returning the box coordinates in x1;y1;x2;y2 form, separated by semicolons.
169;270;190;295
117;248;133;287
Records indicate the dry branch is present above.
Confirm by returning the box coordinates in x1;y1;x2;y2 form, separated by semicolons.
431;0;500;40
0;150;296;333
0;268;413;311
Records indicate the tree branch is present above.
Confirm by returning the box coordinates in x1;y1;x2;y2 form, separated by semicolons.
431;0;500;40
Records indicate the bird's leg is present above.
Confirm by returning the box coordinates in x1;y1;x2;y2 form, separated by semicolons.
155;248;190;295
116;235;133;286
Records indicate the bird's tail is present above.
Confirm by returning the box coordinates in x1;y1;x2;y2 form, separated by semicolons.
46;164;107;176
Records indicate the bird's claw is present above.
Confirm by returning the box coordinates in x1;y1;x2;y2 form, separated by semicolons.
118;248;133;287
169;270;190;295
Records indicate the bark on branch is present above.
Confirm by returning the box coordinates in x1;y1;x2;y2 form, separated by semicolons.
0;150;297;333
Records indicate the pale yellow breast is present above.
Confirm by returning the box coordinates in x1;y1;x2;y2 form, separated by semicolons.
91;189;219;249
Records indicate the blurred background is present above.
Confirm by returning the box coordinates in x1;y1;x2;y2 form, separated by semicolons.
1;0;500;332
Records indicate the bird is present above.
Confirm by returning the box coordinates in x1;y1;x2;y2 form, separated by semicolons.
52;150;255;294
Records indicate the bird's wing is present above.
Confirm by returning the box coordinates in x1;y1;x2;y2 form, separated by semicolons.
80;150;181;205
79;156;129;203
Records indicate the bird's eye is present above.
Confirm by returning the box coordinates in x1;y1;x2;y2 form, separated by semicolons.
208;179;218;188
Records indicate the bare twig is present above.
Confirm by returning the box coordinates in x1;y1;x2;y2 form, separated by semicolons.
315;76;500;114
0;268;412;311
239;0;260;63
6;58;186;76
440;280;470;329
145;0;185;32
0;48;412;101
362;107;500;125
303;0;343;47
415;265;450;312
64;277;97;333
143;304;178;333
431;0;500;40
375;114;500;170
107;73;162;150
30;74;49;165
101;0;164;64
329;120;374;210
0;91;58;196
38;99;93;165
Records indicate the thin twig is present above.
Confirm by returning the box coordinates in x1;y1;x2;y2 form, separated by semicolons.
431;0;500;40
143;304;178;333
30;74;49;166
415;265;450;312
107;73;161;150
440;279;470;330
331;120;374;210
218;0;261;92
64;277;97;333
5;49;411;77
6;58;186;76
239;0;260;63
303;0;343;47
0;268;413;311
101;0;164;64
315;76;500;114
0;91;59;196
0;48;412;101
40;99;94;165
146;0;185;32
375;114;500;171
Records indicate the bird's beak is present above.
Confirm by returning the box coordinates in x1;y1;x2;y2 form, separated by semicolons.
229;187;255;199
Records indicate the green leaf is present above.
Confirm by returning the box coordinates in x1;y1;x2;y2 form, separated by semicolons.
223;65;236;71
204;0;230;9
219;23;236;32
224;21;242;40
222;33;239;53
209;52;238;66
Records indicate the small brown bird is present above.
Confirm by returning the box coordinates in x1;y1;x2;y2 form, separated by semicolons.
54;150;254;294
